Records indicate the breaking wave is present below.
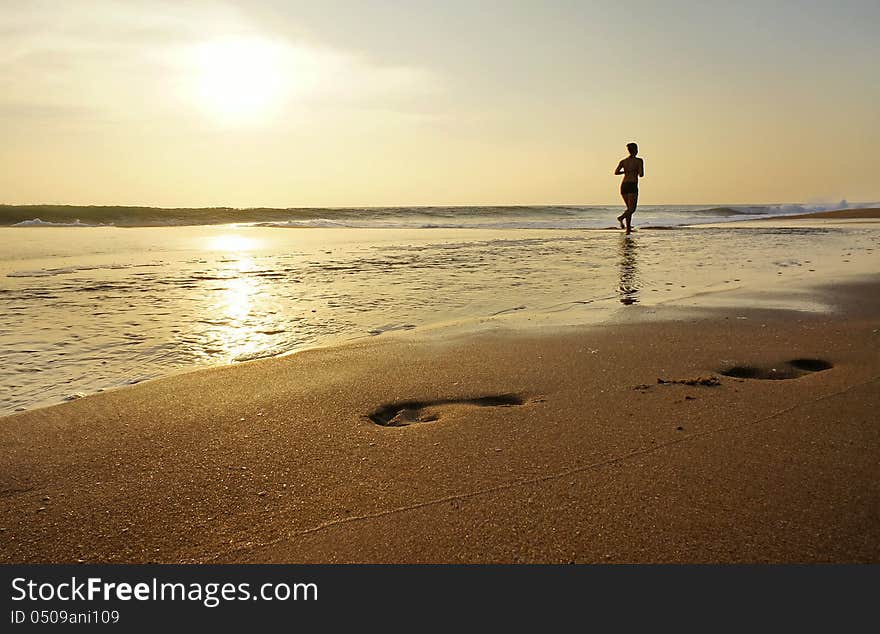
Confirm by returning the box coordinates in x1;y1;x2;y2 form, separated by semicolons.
12;217;112;227
2;201;869;230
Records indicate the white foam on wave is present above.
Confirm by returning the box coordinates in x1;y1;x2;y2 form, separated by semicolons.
254;215;747;231
253;218;451;229
255;218;354;228
733;200;861;216
12;217;113;227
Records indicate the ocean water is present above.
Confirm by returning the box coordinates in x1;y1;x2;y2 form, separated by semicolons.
0;201;869;229
1;206;878;416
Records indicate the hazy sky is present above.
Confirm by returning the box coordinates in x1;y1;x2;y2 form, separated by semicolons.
1;0;878;207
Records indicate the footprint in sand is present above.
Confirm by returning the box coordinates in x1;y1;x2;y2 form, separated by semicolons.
367;394;528;427
719;358;833;380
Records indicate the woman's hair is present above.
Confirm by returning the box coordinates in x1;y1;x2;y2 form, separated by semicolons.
626;142;638;155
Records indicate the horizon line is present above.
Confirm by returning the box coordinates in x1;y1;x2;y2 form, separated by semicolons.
0;200;866;211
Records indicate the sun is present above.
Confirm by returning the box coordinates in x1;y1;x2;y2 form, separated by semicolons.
194;37;284;122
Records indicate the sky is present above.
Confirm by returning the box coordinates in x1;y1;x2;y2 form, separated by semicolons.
1;0;878;207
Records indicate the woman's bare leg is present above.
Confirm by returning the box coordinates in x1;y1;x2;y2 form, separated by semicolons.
623;193;638;234
617;193;627;229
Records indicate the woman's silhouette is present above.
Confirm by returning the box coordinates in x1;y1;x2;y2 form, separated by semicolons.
615;143;644;234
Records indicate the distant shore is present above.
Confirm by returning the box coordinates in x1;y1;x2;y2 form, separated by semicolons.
765;207;880;221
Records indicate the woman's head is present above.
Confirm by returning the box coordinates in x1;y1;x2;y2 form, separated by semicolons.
626;142;638;156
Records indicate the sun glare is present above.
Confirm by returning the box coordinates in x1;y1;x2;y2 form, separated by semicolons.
194;38;284;122
207;234;260;252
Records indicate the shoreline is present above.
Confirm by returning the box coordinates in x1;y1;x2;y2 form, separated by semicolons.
762;207;880;221
2;274;878;563
5;271;877;420
3;212;878;417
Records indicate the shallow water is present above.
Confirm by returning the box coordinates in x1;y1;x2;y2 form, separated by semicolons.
1;223;878;415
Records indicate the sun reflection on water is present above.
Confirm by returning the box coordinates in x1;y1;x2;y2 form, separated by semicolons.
207;233;261;252
201;240;270;362
216;280;262;361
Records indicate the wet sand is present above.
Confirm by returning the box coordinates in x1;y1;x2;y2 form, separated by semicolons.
768;207;880;221
1;271;878;563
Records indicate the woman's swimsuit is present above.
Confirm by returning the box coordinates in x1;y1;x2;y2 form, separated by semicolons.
620;180;638;196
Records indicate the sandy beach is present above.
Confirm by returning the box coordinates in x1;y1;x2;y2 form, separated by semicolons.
765;208;880;221
1;211;878;564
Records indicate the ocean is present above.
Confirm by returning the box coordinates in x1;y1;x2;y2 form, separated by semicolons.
0;201;866;229
1;203;877;416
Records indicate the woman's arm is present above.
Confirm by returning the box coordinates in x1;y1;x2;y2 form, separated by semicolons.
639;159;644;178
614;160;624;175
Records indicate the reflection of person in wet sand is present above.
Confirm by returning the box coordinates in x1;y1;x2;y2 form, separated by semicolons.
617;234;640;304
615;142;644;234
